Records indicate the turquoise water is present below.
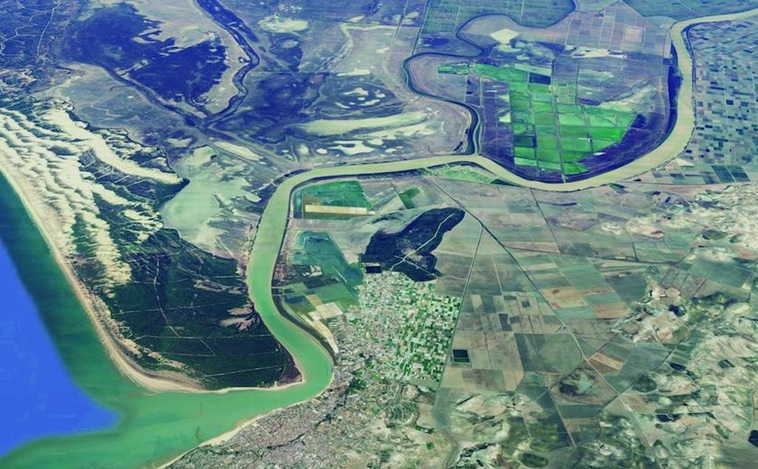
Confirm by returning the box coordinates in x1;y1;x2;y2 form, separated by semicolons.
0;208;117;457
0;170;332;468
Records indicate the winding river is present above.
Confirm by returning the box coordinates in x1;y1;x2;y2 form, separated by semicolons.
2;7;757;469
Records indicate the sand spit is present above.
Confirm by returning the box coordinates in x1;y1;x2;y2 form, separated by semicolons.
0;105;197;392
0;103;306;394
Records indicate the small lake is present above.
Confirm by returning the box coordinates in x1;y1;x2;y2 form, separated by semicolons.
0;236;117;457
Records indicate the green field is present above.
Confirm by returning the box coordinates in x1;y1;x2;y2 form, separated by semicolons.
291;231;363;290
505;76;635;175
294;180;371;219
398;187;421;209
440;64;637;176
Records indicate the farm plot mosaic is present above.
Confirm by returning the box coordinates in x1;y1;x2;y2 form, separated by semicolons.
2;0;758;466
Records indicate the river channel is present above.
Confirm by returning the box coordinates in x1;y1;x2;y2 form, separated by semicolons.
1;7;756;469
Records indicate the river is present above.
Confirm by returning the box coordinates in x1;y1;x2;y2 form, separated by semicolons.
0;168;332;468
1;7;757;469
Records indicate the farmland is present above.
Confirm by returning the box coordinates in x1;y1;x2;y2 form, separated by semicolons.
3;0;758;467
245;164;758;468
441;64;637;175
408;1;673;181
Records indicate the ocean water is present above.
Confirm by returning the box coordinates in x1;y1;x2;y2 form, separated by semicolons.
0;227;117;457
0;172;332;469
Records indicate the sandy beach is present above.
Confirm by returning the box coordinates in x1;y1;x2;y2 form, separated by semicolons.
155;399;305;469
0;162;199;393
2;7;756;467
0;144;309;395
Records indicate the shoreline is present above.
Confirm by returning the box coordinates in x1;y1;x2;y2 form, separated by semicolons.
156;400;303;469
7;6;750;397
0;160;308;396
0;6;755;468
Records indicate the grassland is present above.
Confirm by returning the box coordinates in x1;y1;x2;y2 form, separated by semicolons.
424;164;497;184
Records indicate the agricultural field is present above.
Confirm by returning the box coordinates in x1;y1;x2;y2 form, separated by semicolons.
442;64;637;175
410;1;673;181
293;180;373;220
625;0;756;19
418;0;574;41
617;14;758;186
253;169;758;468
5;0;758;466
277;230;364;314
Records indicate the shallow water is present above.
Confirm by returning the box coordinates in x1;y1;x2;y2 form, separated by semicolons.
0;172;333;468
0;237;117;457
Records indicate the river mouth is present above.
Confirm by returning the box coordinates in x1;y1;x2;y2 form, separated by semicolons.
3;6;757;468
0;170;333;469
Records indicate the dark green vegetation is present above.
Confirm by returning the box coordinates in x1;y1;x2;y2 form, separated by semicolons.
76;145;292;389
107;229;291;387
398;187;420;209
362;208;464;281
0;173;333;469
0;0;80;86
62;4;228;110
5;0;758;465
519;452;549;468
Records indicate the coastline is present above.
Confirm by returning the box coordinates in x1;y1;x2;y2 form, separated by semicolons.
0;162;192;392
0;159;308;395
156;400;302;469
0;6;755;468
3;6;750;397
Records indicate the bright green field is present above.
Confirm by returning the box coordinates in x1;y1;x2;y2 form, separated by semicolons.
509;78;635;175
439;63;636;176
